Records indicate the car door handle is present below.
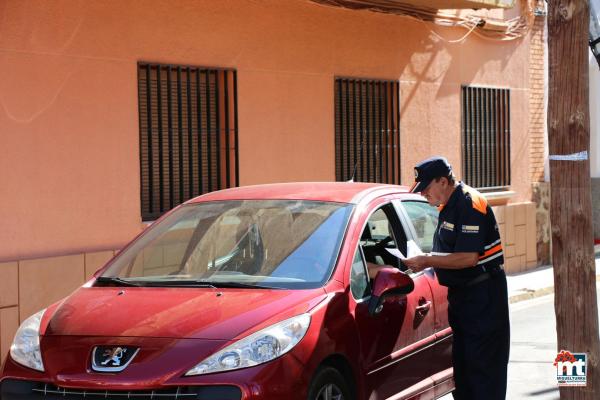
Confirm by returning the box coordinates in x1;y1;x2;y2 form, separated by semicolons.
415;300;431;314
413;298;432;328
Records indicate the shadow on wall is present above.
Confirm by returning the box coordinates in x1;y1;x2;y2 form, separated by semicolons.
401;25;522;113
395;21;521;182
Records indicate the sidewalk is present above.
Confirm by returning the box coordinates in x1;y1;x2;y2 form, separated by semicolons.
507;245;600;303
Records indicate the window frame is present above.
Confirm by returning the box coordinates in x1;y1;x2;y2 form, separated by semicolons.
460;84;511;191
349;201;418;301
393;200;439;255
137;62;239;221
334;76;401;184
349;245;372;302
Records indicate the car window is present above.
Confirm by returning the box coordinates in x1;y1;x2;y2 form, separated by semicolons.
402;201;439;253
350;247;371;299
100;200;353;289
359;205;403;268
353;203;412;289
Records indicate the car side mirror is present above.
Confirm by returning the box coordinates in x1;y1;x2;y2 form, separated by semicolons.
368;267;414;315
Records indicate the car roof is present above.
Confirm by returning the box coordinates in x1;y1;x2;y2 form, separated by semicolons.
186;182;413;205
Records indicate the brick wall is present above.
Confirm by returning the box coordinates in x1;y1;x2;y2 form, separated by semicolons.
532;182;551;264
528;14;551;266
529;15;546;183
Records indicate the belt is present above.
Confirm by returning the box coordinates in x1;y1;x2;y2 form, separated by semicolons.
480;264;504;274
458;264;504;288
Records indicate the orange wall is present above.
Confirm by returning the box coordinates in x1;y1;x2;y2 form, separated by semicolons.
0;0;532;261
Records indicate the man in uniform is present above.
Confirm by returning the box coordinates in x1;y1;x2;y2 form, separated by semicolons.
403;156;510;400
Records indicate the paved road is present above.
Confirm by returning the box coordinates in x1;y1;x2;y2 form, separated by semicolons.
440;282;600;399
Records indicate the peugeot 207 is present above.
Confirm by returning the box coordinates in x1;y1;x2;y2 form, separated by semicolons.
1;182;453;400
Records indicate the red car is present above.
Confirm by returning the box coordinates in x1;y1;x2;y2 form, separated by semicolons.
1;182;453;400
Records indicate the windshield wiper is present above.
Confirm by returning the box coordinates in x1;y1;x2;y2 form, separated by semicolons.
96;277;282;289
208;281;283;290
140;280;218;289
95;276;144;287
144;280;281;289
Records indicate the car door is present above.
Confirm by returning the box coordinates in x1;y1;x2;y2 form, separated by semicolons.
349;200;438;399
394;199;453;378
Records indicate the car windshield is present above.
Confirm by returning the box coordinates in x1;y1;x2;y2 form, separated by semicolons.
99;200;353;289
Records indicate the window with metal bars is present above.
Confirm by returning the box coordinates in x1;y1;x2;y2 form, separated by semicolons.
461;85;511;191
138;63;238;221
334;78;400;184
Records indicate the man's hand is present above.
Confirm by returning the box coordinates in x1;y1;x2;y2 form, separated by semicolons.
403;252;480;272
402;255;430;273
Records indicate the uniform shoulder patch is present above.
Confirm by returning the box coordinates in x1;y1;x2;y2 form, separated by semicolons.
441;221;455;231
462;184;488;215
461;224;480;233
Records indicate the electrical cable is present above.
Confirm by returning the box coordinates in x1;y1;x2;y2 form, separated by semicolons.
308;0;538;42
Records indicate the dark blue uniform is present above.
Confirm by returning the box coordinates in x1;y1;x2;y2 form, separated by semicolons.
433;183;510;400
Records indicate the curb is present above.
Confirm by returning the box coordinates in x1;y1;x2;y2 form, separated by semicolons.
508;273;600;304
509;286;555;304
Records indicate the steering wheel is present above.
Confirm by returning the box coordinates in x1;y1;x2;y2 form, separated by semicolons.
373;236;394;251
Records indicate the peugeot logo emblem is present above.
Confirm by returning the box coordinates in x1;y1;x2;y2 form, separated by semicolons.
91;346;139;372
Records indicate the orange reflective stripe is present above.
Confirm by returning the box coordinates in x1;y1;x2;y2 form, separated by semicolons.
471;196;488;215
479;244;502;259
462;185;488;215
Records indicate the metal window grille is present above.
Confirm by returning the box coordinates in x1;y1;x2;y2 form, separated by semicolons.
138;63;239;221
461;85;511;190
334;78;401;184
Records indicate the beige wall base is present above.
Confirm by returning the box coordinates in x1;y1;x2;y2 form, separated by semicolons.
0;250;115;367
493;202;539;275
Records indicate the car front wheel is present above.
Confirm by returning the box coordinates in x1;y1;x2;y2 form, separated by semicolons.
307;366;353;400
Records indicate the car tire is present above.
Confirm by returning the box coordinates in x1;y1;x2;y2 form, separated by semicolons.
307;366;353;400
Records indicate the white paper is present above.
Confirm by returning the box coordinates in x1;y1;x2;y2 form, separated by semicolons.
386;240;423;260
407;240;424;257
386;248;406;260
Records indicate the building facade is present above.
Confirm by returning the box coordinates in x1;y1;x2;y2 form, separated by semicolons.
0;0;544;363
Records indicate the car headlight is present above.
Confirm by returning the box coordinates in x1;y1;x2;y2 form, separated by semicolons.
10;309;45;372
185;313;311;376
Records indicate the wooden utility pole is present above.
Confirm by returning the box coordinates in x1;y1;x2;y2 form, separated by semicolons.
548;1;600;398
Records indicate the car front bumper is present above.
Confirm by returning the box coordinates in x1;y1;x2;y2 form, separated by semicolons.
0;347;312;400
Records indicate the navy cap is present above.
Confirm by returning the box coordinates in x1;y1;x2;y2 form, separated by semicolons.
409;156;452;193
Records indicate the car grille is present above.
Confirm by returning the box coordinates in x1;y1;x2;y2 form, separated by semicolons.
0;380;242;400
32;384;198;398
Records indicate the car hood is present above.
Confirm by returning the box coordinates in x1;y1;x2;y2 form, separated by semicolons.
44;285;327;340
